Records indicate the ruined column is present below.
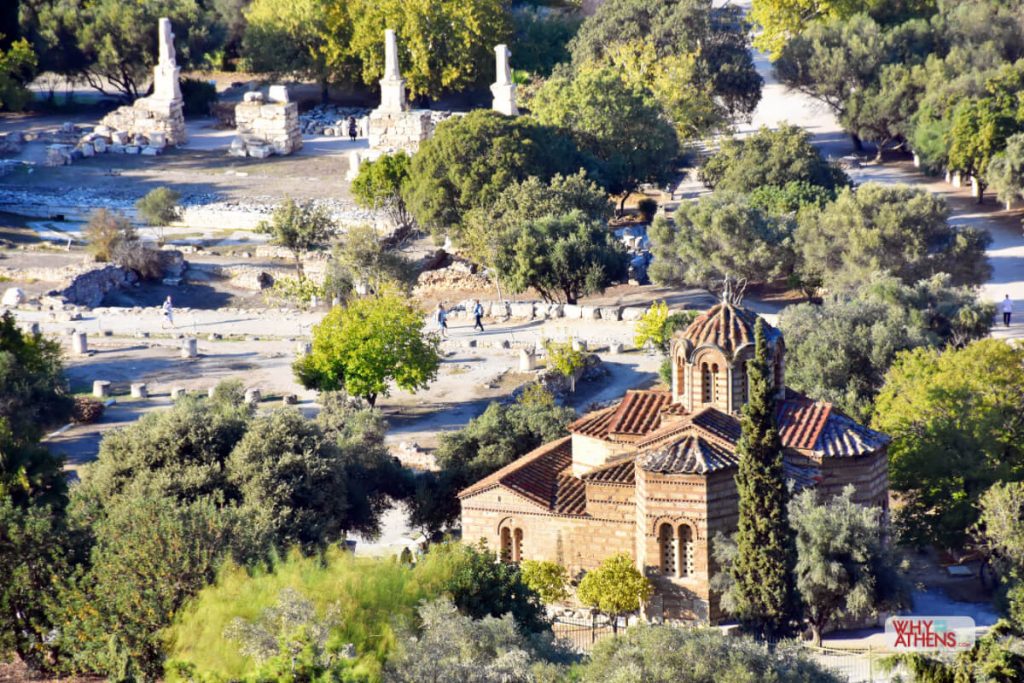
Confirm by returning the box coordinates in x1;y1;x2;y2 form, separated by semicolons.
72;331;88;355
171;386;187;399
181;337;198;358
131;383;148;399
519;348;537;372
490;44;519;116
245;388;261;405
92;380;110;398
378;29;409;113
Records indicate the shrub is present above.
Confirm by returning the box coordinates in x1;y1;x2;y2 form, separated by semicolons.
520;560;569;604
110;239;164;280
180;78;218;117
135;187;182;226
637;197;658;222
71;396;105;424
84;209;135;262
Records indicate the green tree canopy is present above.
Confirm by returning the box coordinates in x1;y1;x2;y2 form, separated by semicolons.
351;151;413;234
978;481;1024;584
74;0;215;100
569;0;761;121
294;291;440;406
872;340;1024;549
530;66;679;209
580;624;843;682
648;194;795;288
730;319;799;639
135;186;181;227
519;560;569;605
256;199;338;280
403;110;584;238
795;183;992;291
463;170;611;268
0;36;36;111
699;124;848;195
790;486;908;646
493;210;629;304
986;132;1024;209
779;275;992;422
346;0;511;100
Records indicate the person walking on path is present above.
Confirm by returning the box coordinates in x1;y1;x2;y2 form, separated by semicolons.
472;299;485;332
161;296;174;329
1002;295;1013;327
347;116;357;142
436;302;448;338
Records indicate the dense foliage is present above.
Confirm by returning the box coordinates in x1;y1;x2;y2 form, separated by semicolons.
873;340;1024;549
256;198;338;279
294;291;440;406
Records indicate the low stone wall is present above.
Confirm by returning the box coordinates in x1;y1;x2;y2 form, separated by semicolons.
444;299;667;323
58;265;139;307
231;90;302;158
368;110;433;153
99;97;186;147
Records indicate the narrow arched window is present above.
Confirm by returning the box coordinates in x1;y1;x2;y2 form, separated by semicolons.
659;523;677;576
701;363;712;404
500;527;512;563
679;526;695;577
710;364;719;403
513;528;524;563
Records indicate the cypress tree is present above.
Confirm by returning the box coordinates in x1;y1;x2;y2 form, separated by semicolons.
730;317;799;639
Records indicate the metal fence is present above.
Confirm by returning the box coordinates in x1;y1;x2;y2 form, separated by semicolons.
550;617;912;682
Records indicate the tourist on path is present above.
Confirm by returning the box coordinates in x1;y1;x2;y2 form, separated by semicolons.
436;302;448;338
1002;295;1013;327
161;296;174;329
347;116;357;142
472;299;485;332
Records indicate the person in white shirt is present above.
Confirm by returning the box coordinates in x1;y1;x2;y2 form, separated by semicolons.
436;302;448;338
161;296;174;329
1002;295;1013;327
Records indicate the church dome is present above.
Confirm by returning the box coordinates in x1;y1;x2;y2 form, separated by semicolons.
678;302;776;358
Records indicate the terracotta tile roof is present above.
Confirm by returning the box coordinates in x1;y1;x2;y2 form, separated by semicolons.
690;407;743;444
552;474;587;515
678;303;777;356
581;456;636;485
458;437;573;506
641;434;739;474
607;390;671;436
568;406;618;439
814;411;890;457
775;398;831;451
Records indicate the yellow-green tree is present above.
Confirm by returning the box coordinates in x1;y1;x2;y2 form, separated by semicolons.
294;291;440;406
544;340;587;392
577;553;652;631
347;0;511;100
520;560;569;604
634;301;670;350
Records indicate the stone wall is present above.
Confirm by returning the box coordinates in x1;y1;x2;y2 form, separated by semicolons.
58;265;138;308
368;110;433;153
231;90;302;158
98;97;186;147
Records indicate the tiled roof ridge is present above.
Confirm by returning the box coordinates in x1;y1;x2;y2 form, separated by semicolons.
679;302;765;356
607;389;672;436
458;436;572;500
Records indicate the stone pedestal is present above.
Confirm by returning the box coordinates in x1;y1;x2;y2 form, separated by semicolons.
93;380;110;398
572;339;588;352
368;110;433;153
913;153;921;169
610;342;624;355
232;89;303;157
490;44;518;116
519;349;537;372
171;386;187;399
72;332;88;355
131;383;148;398
245;388;261;405
207;387;217;398
296;341;312;356
971;176;982;199
378;29;409;113
181;337;197;358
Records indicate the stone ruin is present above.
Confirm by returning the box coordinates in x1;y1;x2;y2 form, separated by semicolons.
229;85;303;158
490;44;518;116
366;29;435;154
51;18;185;167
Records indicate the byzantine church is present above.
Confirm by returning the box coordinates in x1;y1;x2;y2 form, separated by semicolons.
459;301;890;622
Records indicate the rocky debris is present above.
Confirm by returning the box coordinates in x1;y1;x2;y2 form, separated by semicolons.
57;265;139;308
298;104;371;136
0;132;24;157
392;441;438;471
413;265;491;294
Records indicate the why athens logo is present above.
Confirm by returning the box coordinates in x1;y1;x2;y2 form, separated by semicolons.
884;616;976;652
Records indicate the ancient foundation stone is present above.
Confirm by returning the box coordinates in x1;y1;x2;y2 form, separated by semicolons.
232;91;302;157
368;110;433;153
72;332;88;355
171;386;187;399
181;337;197;358
245;388;261;405
92;380;110;398
131;383;148;398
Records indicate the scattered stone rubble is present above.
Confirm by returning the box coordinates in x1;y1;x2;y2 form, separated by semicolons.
299;105;370;136
230;86;303;158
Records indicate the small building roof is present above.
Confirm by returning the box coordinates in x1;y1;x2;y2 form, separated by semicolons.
677;302;779;357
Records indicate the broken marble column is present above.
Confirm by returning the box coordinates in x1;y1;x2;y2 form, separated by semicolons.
72;331;88;355
181;337;197;358
92;380;110;398
490;44;518;116
131;383;148;398
153;18;182;101
378;29;408;113
572;339;587;352
519;348;537;372
295;341;312;356
245;388;261;405
609;342;624;355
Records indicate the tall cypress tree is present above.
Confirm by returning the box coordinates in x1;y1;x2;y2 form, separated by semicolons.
730;318;799;639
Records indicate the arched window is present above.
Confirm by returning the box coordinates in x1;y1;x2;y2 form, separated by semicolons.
679;526;695;577
513;528;524;563
658;523;677;576
737;365;748;406
701;363;712;404
710;364;719;404
500;527;512;563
